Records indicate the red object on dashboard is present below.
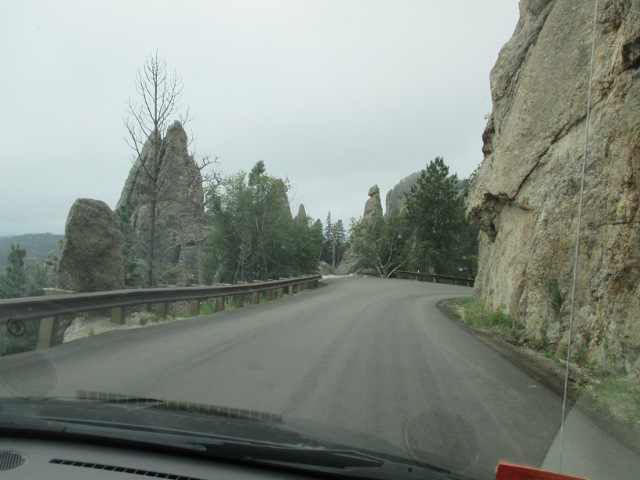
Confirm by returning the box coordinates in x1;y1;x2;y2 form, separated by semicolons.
495;462;588;480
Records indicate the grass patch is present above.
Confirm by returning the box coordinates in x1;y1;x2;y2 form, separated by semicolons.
447;297;640;452
199;299;215;315
224;296;236;310
590;375;640;429
452;298;524;337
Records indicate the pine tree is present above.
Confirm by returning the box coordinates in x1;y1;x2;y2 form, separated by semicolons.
0;244;28;298
404;157;465;275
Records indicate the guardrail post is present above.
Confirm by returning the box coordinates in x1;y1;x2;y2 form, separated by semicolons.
37;288;75;349
235;294;244;308
110;307;125;325
266;289;273;301
36;317;54;350
190;300;200;316
156;302;169;319
251;292;259;305
288;285;294;296
215;296;225;312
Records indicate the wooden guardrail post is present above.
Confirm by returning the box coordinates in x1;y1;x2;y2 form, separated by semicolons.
235;294;244;308
288;285;294;296
110;307;125;325
215;296;225;312
155;302;169;319
190;299;200;316
266;289;273;301
37;288;75;349
36;317;54;350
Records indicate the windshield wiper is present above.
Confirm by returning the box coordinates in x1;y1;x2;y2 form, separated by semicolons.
76;390;284;423
0;394;462;479
0;410;456;479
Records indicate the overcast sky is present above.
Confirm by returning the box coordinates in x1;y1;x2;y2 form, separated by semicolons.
1;0;519;236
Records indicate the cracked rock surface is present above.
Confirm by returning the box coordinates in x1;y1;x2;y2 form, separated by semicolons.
467;0;640;378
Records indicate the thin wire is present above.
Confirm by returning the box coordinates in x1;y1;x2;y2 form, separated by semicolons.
558;0;599;472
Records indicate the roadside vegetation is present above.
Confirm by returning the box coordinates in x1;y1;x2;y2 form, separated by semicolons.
349;157;478;278
446;297;640;451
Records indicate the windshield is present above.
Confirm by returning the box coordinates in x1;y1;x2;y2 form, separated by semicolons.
1;1;639;480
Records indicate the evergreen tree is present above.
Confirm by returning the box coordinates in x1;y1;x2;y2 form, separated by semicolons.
404;156;467;275
0;244;28;298
321;212;347;268
202;161;321;283
331;219;347;267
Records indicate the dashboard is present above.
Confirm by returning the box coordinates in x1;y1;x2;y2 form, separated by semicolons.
0;436;323;480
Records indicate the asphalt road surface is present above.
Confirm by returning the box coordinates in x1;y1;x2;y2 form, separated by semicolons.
23;277;640;479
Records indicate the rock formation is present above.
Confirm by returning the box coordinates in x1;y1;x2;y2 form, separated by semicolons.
337;184;384;275
385;172;421;216
295;204;307;222
386;171;470;218
58;198;124;292
467;0;640;375
364;185;383;219
117;121;205;286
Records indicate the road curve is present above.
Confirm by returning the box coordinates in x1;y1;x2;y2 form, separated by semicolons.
30;276;639;479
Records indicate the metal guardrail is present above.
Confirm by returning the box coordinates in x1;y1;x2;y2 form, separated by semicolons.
390;269;474;287
0;275;323;324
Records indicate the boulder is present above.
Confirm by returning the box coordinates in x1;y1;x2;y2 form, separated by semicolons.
58;198;124;292
467;0;640;375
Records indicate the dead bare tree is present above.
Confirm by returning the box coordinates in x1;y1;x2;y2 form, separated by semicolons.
124;51;189;287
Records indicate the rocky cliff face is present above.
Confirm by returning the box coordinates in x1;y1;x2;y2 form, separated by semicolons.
117;121;205;286
467;0;640;376
385;172;421;216
386;172;468;216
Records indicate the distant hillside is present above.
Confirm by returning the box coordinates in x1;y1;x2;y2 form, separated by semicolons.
0;233;63;268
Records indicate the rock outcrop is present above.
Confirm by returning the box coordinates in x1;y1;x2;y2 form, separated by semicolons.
364;185;383;219
385;172;421;216
386;171;470;218
337;184;384;275
467;0;640;376
58;199;124;292
117;121;205;286
295;204;307;222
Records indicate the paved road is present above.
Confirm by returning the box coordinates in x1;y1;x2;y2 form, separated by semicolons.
27;277;640;479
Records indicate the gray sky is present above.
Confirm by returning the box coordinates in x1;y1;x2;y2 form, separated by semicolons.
0;0;519;236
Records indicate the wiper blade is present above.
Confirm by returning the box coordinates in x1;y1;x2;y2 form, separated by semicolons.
203;441;458;479
0;394;460;479
0;412;206;453
76;390;284;422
